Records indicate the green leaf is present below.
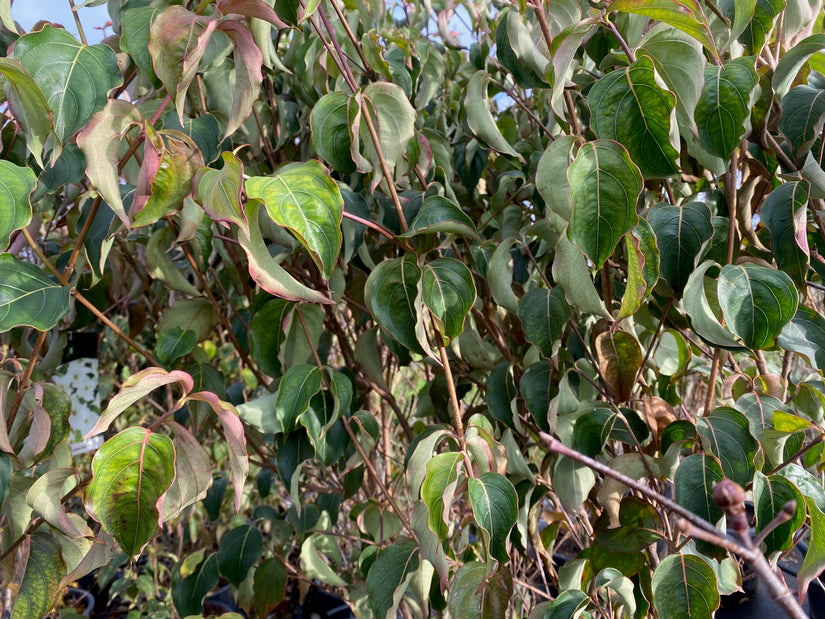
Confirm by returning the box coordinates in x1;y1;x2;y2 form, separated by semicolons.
719;0;758;52
488;238;520;314
366;537;420;619
738;0;783;53
214;19;263;136
85;427;176;556
647;201;714;295
245;160;343;279
253;557;287;616
465;71;524;160
0;57;55;167
162;112;222;166
193;151;247;235
595;330;643;403
596;497;664;552
421;452;464;539
421;257;476;343
753;472;805;554
160;422;213;522
468;472;518;565
275;364;323;433
536;136;577;221
120;7;162;83
365;256;424;354
779;85;825;161
552;235;609;317
519;361;556;431
717;264;798;349
11;533;66;619
535;590;589;619
618;219;660;319
0;254;70;333
589;56;679;178
0;160;35;250
777;305;825;371
406;195;479;238
496;9;549;89
761;180;810;287
772;34;825;99
311;92;356;173
694;57;759;160
651;554;719;619
549;18;598;118
249;299;292;378
798;499;825;601
487;362;518;427
696;408;758;486
172;552;218;618
610;0;718;57
218;524;263;586
674;454;724;525
12;25;121;142
518;287;570;358
638;24;706;133
683;261;744;349
157;297;220;342
447;561;513;619
155;327;197;364
567;139;642;270
0;451;11;506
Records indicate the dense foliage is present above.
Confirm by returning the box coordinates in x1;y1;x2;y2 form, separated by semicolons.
2;0;825;617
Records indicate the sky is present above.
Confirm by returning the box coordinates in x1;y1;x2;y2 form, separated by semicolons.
11;1;111;43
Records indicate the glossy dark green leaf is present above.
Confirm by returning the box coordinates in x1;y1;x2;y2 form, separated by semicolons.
674;454;724;525
694;57;758;160
589;56;679;178
517;287;570;358
246;160;343;279
218;524;263;586
0;160;35;250
162;111;222;165
311;92;356;173
777;305;825;371
448;561;513;619
596;497;664;552
619;219;660;319
573;405;615;457
468;472;518;564
519;361;556;431
421;257;476;343
172;552;219;618
696;408;758;486
487;362;517;427
0;254;70;333
753;472;805;554
0;451;11;506
465;71;523;160
761;180;810;287
11;533;66;619
407;195;478;238
779;85;825;161
365;256;424;354
32;144;86;201
717;264;798;349
595;330;642;403
647;201;713;295
12;25;121;142
85;427;176;555
253;557;287;616
366;537;420;619
249;299;292;378
567;139;642;270
651;554;719;619
738;0;783;53
610;0;718;56
275;364;322;433
155;327;197;364
421;452;464;539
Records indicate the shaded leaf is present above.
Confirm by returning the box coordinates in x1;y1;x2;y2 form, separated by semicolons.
218;524;263;586
249;298;292;378
160;421;213;522
683;261;744;349
0;160;35;249
447;561;513;619
421;452;464;539
421;257;476;343
674;454;724;524
11;533;66;619
773;34;825;99
311;92;356;173
696;408;758;485
738;0;783;53
777;305;825;372
0;254;70;333
761;180;810;287
275;364;322;434
120;7;162;83
468;472;518;564
753;472;805;554
407;195;478;238
779;85;825;161
366;537;420;619
595;330;642;403
365;256;424;354
518;287;570;358
618;219;660;319
253;557;287;616
0;57;54;167
536;136;577;221
172;552;219;618
465;71;523;160
216;19;264;136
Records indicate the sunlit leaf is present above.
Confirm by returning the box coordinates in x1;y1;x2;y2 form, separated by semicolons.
0;160;35;250
610;0;718;57
753;472;805;554
421;257;476;343
651;554;719;619
465;71;524;160
0;254;70;333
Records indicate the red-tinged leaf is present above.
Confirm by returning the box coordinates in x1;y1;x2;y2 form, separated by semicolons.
187;391;248;512
217;0;288;28
238;199;332;304
17;384;52;467
25;468;84;538
193;151;248;236
217;19;264;137
148;6;219;121
11;533;66;619
159;421;214;521
85;368;194;438
76;100;143;227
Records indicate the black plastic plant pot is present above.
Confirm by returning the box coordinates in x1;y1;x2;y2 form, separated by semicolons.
809;577;825;619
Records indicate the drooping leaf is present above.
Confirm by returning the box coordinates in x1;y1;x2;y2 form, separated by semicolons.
519;361;556;431
171;552;219;618
421;451;464;539
696;408;758;486
777;305;825;371
216;19;264;136
772;34;825;99
465;71;524;160
275;364;323;434
366;537;420;619
12;25;121;142
694;57;759;160
249;299;292;378
311;92;356;173
647;201;714;295
717;264;798;350
779;85;825;161
487;362;518;427
421;257;476;343
495;9;549;89
0;57;55;167
120;7;162;83
155;327;197;364
517;287;570;358
534;590;589;619
798;499;825;602
552;235;610;317
162;111;223;165
595;330;643;403
589;56;679;178
218;524;263;586
567;139;643;270
468;472;518;564
365;256;424;354
761;180;810;287
447;561;513;619
753;471;805;554
738;0;784;53
0;160;35;250
0;254;70;333
683;261;744;349
610;0;718;57
536;136;578;221
85;427;176;556
548;18;597;117
651;554;719;619
245;160;343;279
11;533;66;619
160;421;213;522
407;195;479;238
488;238;519;314
674;454;724;525
618;219;660;319
25;468;82;538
